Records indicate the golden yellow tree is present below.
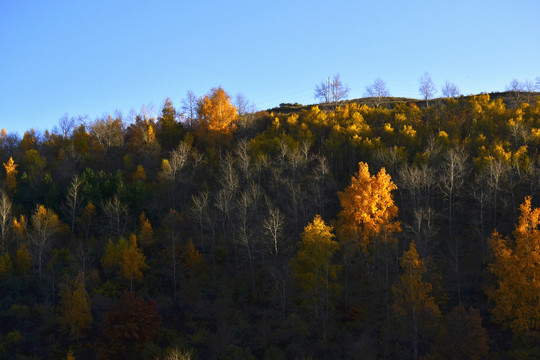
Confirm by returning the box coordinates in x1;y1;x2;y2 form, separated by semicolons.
337;161;401;253
102;234;147;291
3;157;18;193
196;87;239;150
59;273;93;339
392;241;440;360
487;196;540;334
293;215;340;341
336;161;401;308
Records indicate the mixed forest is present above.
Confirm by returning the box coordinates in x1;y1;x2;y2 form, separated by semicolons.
0;87;539;359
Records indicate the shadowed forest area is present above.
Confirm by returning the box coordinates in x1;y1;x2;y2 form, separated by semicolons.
0;88;539;359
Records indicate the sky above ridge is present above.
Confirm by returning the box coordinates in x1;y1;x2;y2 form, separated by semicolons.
1;0;539;135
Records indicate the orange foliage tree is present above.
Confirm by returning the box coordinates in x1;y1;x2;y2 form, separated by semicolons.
196;87;239;150
336;161;401;309
3;157;18;194
337;161;401;254
487;196;540;335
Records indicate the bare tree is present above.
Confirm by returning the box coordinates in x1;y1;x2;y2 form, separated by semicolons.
65;175;83;234
406;207;438;260
90;116;125;150
522;79;536;103
190;191;210;252
235;139;252;182
315;73;350;104
439;146;468;302
218;152;240;193
523;79;535;92
161;142;192;183
164;209;182;300
0;191;13;255
263;206;284;257
398;163;435;211
418;72;437;106
237;190;255;284
536;76;540;91
235;94;256;129
371;145;407;176
161;347;194;360
506;78;522;92
215;152;240;243
439;147;468;235
215;187;235;238
484;159;509;226
365;77;390;106
310;154;330;217
102;195;128;237
29;205;60;278
58;114;77;138
506;78;523;102
181;90;198;128
441;81;460;98
235;93;249;117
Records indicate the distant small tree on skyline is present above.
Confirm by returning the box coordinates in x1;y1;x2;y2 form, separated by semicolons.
418;72;437;106
315;73;350;104
506;78;523;102
441;81;460;98
365;77;390;106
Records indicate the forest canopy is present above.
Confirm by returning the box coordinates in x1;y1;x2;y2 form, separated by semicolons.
0;89;539;359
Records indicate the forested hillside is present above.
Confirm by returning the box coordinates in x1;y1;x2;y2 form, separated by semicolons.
0;87;539;359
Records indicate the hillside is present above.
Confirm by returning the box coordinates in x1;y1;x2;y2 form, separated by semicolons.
0;89;539;359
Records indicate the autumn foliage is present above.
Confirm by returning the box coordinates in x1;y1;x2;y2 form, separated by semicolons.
488;196;540;334
195;86;238;149
337;161;401;253
293;214;340;340
0;90;539;358
102;234;147;290
3;157;18;193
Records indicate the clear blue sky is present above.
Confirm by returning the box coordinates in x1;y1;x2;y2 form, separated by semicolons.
1;0;539;136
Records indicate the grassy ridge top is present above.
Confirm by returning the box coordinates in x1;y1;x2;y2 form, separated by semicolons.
268;91;540;114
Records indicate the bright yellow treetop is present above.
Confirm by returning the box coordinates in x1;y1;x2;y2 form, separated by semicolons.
3;157;18;192
488;196;540;333
196;87;239;147
337;161;401;253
